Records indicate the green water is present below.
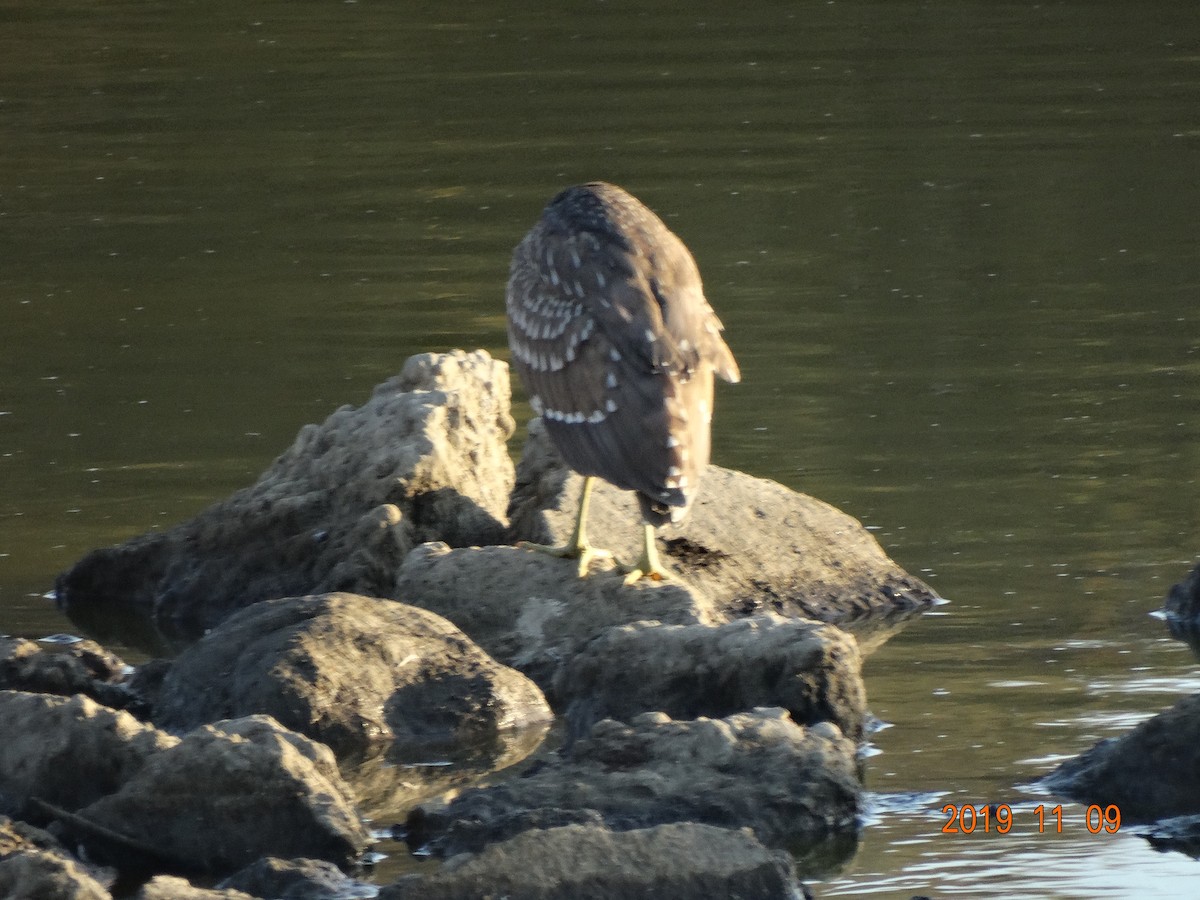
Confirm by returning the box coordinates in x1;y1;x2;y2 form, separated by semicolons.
3;2;1199;895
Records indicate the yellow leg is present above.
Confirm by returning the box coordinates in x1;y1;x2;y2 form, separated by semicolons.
518;476;613;576
620;523;671;584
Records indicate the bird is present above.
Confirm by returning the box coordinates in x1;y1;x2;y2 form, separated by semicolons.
506;182;740;582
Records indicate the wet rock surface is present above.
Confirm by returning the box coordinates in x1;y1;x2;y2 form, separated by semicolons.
1041;692;1200;822
56;350;515;632
554;615;867;743
152;592;551;760
383;822;805;900
218;856;380;899
406;708;860;858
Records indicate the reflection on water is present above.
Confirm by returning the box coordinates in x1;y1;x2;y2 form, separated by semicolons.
2;1;1199;895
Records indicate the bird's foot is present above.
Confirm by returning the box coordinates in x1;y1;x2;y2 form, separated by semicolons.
516;540;613;577
618;523;672;585
618;558;672;585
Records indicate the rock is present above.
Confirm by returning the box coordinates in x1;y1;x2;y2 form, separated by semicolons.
406;708;860;857
382;822;804;900
71;716;370;874
218;856;379;899
0;691;176;822
137;876;255;900
0;636;136;711
508;419;938;624
152;593;551;763
1165;560;1200;622
1040;693;1200;822
1138;814;1200;859
554;616;866;743
56;350;516;632
0;816;116;899
395;543;718;684
0;849;113;900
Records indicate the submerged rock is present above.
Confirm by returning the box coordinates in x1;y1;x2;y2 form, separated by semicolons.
382;822;804;900
71;716;369;874
151;593;551;762
1041;692;1200;822
406;707;860;858
0;691;176;823
508;418;937;624
56;350;515;632
554;616;866;743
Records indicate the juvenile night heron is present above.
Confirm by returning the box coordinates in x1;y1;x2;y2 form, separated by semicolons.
506;182;740;582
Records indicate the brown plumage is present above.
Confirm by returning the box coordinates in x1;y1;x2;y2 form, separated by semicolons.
506;182;739;579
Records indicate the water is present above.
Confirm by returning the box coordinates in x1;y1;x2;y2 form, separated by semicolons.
3;1;1199;896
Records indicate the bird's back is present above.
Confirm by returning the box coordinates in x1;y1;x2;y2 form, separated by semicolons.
507;182;738;525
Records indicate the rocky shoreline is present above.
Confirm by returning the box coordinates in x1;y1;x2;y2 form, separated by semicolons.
2;350;941;899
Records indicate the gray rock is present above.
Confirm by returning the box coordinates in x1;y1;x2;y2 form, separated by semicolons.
554;616;866;743
152;593;551;763
395;543;718;684
0;850;113;900
218;856;379;899
137;876;255;900
406;708;860;857
0;637;134;711
1041;692;1200;822
382;822;804;900
74;715;370;874
508;418;938;623
56;350;515;631
0;691;176;822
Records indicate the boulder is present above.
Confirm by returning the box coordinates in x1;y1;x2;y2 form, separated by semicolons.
137;876;255;900
405;708;860;857
0;850;113;900
1138;814;1200;859
394;543;718;683
0;691;176;822
0;636;136;712
1040;692;1200;822
218;856;378;900
554;616;866;743
56;350;515;632
508;418;938;624
71;716;369;874
382;822;804;900
151;593;551;762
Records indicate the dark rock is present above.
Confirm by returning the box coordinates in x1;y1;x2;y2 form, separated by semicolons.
0;849;113;900
554;616;866;743
56;350;515;632
406;708;860;858
72;715;370;874
1165;561;1200;622
0;637;136;711
1138;813;1200;858
218;856;378;899
1041;692;1200;822
394;543;717;685
508;418;938;625
0;691;176;822
152;593;551;762
382;822;804;900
